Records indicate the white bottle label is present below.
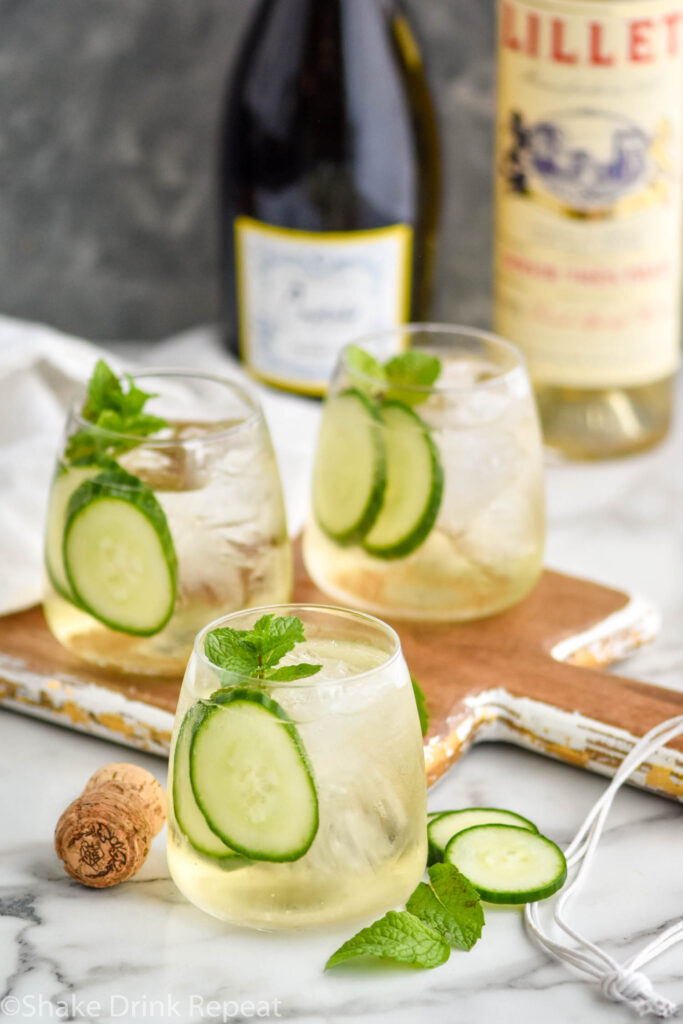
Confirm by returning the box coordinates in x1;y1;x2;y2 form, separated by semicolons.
495;0;683;388
235;216;413;394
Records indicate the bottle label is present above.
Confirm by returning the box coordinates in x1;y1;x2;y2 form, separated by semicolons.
234;217;413;394
495;0;683;388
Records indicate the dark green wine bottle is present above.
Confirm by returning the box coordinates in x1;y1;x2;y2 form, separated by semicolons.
219;0;440;395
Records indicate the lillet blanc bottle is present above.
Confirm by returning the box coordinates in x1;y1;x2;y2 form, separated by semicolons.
494;0;683;458
219;0;440;395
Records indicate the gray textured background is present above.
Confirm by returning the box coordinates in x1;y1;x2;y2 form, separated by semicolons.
0;0;495;341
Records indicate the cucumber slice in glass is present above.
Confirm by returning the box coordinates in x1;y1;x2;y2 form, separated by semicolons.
45;457;118;601
190;687;319;863
172;704;247;866
362;400;444;560
45;462;105;601
445;824;567;904
313;388;386;544
428;807;538;865
63;468;177;636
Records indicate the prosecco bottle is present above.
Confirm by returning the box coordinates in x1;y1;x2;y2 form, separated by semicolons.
219;0;440;395
494;0;683;458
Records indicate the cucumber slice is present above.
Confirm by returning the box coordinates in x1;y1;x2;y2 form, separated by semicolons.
362;400;444;560
45;462;104;600
190;688;319;863
428;807;538;865
313;389;386;544
445;825;567;904
172;703;246;865
64;468;177;636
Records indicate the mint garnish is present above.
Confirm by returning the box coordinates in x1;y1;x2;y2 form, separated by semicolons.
411;674;429;737
264;663;323;682
346;347;441;407
205;614;322;683
325;910;450;970
66;359;167;461
406;863;484;951
326;863;483;970
346;345;387;390
385;351;441;406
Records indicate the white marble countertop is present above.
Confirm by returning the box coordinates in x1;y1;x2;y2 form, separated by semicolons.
1;347;682;1024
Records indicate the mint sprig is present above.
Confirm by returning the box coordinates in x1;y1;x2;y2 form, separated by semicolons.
326;863;483;970
66;359;167;461
205;614;322;683
346;346;441;408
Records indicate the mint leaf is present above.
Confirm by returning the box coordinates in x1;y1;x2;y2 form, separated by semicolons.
82;359;121;420
411;674;429;736
204;627;260;677
120;374;156;417
385;351;441;390
96;408;166;439
204;615;318;681
384;351;441;407
325;910;450;970
346;345;387;392
246;614;306;670
65;428;112;462
264;663;322;682
406;863;484;951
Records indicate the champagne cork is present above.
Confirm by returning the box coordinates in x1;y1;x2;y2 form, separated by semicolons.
55;763;167;888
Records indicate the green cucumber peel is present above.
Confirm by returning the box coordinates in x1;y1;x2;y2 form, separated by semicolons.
361;400;444;560
190;688;319;862
411;674;429;736
312;388;387;545
172;703;247;866
63;467;177;636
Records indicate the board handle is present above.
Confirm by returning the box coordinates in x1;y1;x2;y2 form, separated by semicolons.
425;652;683;800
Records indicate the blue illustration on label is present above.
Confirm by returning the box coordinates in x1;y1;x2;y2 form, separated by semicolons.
501;108;671;213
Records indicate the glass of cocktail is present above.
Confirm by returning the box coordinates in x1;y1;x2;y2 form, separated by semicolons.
43;364;292;675
166;604;427;929
304;325;545;621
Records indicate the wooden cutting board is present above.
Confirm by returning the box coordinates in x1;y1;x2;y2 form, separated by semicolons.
1;544;682;800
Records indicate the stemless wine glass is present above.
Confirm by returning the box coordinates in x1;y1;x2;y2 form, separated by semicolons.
304;325;546;621
43;370;292;675
167;604;428;929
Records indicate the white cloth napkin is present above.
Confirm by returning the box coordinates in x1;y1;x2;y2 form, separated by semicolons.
0;314;320;616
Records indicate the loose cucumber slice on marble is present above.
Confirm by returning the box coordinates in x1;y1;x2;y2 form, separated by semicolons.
189;688;319;863
45;459;115;601
63;467;177;636
428;807;538;865
172;704;246;866
362;401;443;560
313;389;386;544
445;824;567;904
